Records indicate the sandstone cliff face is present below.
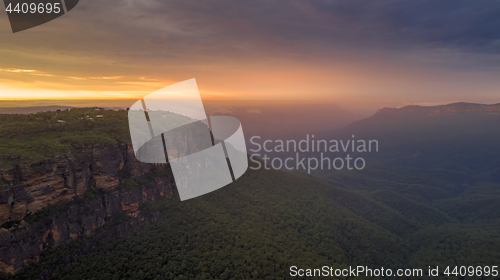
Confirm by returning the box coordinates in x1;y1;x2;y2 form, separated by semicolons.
0;144;151;226
0;178;174;274
0;144;176;274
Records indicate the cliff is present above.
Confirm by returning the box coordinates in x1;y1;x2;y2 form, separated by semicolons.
0;144;176;274
0;144;139;225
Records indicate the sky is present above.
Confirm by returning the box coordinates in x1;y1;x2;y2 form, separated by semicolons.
0;0;499;112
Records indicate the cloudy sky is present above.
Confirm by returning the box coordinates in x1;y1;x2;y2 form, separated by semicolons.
0;0;499;109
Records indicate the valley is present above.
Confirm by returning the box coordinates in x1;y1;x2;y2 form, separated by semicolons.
0;103;499;279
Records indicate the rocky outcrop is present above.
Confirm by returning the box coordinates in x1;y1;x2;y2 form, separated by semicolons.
0;144;176;274
0;144;153;226
0;176;174;274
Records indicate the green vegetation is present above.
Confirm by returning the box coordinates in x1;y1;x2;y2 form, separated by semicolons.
118;166;171;192
0;108;131;168
2;109;499;279
9;163;500;280
12;167;405;280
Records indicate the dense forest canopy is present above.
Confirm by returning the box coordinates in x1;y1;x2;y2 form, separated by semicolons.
0;108;131;168
0;108;499;279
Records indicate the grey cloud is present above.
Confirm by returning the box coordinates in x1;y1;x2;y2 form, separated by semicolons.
125;0;500;52
96;0;500;67
2;0;499;72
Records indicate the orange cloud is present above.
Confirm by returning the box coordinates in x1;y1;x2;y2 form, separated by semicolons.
0;68;38;73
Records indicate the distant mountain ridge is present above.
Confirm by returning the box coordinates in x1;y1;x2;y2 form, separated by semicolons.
374;102;500;117
324;101;500;176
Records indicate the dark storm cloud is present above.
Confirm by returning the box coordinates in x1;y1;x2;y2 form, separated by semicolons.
78;0;499;69
2;0;500;73
111;0;500;53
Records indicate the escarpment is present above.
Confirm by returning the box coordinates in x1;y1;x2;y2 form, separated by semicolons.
0;144;176;274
